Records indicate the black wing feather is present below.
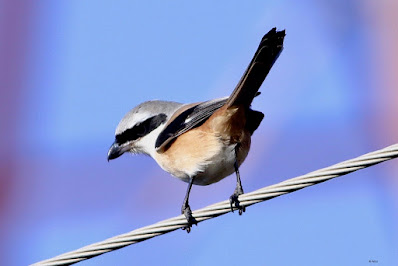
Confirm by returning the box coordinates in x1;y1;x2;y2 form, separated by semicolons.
155;97;228;152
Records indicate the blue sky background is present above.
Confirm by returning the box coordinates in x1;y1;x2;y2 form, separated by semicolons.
1;1;398;265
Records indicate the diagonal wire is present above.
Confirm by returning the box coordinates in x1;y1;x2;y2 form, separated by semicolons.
32;143;398;265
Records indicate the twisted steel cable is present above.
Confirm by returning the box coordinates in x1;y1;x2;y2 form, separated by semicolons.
33;143;398;265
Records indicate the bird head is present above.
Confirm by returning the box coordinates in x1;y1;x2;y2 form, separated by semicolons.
107;100;181;161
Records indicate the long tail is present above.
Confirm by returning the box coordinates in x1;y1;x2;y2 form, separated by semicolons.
225;28;285;108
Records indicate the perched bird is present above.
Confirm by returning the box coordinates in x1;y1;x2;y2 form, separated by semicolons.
108;28;285;232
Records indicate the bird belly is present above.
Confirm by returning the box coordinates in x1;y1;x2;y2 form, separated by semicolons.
152;127;251;186
193;144;238;185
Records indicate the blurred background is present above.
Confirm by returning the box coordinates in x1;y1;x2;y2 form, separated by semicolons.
1;1;397;265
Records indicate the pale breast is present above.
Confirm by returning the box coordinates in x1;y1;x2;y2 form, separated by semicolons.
152;127;251;186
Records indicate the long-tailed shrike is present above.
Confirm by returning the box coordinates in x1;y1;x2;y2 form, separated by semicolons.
108;28;285;232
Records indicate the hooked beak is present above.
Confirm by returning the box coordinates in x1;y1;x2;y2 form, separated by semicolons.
107;142;124;161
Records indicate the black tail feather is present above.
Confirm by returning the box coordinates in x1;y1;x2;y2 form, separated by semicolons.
226;28;285;108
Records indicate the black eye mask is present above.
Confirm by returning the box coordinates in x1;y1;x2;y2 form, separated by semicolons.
115;113;167;145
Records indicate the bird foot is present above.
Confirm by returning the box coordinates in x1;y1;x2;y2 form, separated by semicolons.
229;187;245;215
181;204;197;233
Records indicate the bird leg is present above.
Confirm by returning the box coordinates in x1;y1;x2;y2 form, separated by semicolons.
229;145;246;215
181;177;197;233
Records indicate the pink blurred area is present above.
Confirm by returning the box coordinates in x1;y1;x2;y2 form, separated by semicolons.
1;1;397;265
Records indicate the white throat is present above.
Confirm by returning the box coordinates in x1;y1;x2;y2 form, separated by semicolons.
133;125;165;157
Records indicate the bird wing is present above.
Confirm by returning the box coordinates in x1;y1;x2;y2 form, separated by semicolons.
155;92;261;153
155;96;229;153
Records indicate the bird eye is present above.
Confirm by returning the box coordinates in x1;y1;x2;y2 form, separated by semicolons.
116;114;167;145
134;123;147;137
